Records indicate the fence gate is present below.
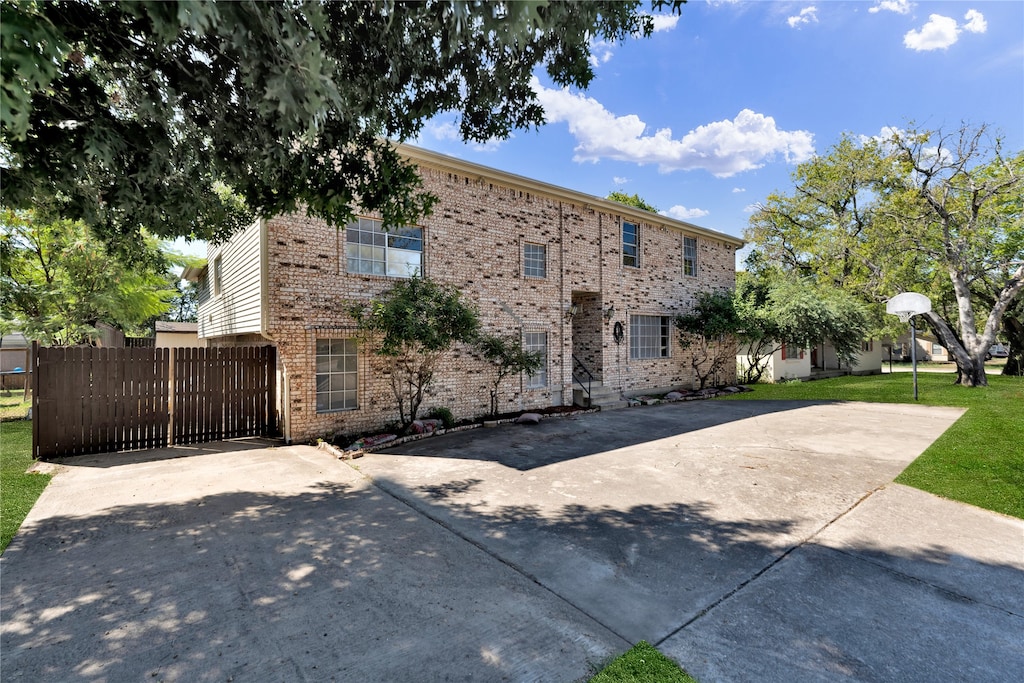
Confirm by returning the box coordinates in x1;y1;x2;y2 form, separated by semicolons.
32;344;277;459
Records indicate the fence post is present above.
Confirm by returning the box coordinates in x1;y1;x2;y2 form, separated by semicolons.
167;347;176;445
31;341;39;459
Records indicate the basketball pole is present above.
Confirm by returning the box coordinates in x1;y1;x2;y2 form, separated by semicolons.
910;316;919;401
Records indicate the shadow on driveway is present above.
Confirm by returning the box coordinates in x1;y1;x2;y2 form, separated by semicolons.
380;399;837;470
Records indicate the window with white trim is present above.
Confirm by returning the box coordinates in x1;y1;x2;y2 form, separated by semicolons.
622;221;639;268
524;332;548;388
861;340;873;352
345;218;423;277
212;255;223;296
630;315;670;359
683;236;698;277
782;342;803;360
523;243;547;278
316;339;358;413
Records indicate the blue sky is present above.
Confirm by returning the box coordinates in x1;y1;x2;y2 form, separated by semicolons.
175;0;1023;259
415;0;1024;244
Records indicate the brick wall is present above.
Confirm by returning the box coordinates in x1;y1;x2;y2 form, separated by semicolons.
254;165;737;443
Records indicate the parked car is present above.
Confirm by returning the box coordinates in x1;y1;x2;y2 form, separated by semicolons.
987;344;1009;359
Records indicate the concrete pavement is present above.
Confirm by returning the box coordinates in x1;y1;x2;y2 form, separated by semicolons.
3;400;1022;681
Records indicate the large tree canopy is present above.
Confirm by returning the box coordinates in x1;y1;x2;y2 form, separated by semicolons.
747;124;1023;386
2;0;682;247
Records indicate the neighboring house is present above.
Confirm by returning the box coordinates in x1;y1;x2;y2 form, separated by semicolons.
0;331;30;391
154;321;205;348
890;332;949;362
740;338;882;383
191;143;743;443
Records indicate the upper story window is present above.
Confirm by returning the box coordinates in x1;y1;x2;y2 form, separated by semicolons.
622;221;639;268
630;315;670;359
346;218;423;277
212;255;223;296
683;236;698;277
523;243;547;278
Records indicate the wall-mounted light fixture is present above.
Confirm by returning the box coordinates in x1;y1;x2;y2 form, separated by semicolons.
604;304;616;321
565;304;579;319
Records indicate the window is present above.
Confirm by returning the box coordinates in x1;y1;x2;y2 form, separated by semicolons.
862;340;874;352
346;218;423;277
622;221;639;268
524;332;548;388
782;342;803;360
523;243;547;278
212;255;223;296
683;236;698;277
316;339;358;413
630;315;670;359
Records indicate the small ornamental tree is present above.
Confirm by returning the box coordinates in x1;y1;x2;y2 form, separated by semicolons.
349;276;479;431
476;334;542;416
675;290;743;389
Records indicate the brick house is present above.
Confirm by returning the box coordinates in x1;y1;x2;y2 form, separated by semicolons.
190;144;742;443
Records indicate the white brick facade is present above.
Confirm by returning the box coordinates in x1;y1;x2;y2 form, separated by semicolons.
198;145;742;443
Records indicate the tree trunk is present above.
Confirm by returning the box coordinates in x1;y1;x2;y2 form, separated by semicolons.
923;312;989;387
1002;308;1023;376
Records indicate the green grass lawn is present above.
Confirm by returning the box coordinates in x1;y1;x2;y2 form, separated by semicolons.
0;420;51;553
720;372;1024;519
589;641;698;683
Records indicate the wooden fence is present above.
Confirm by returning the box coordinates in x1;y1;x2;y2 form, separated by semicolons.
32;344;277;459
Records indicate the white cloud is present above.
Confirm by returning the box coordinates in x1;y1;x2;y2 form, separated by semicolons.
664;205;710;220
648;13;681;32
903;11;988;51
787;6;818;29
613;176;630;185
532;77;815;177
963;9;987;34
743;204;760;214
732;187;746;193
869;0;912;14
423;117;509;152
588;39;616;68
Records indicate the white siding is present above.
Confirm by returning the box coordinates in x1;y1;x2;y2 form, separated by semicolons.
197;220;264;338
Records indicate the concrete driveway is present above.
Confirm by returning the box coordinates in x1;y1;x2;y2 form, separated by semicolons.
3;400;1022;682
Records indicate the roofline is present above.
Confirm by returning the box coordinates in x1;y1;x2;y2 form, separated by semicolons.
182;263;207;282
395;142;745;249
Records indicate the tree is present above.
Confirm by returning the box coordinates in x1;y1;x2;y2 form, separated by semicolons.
606;192;659;213
350;277;479;431
747;124;1023;387
674;290;742;389
734;266;872;384
164;279;200;324
1;207;177;344
476;334;542;416
3;1;683;248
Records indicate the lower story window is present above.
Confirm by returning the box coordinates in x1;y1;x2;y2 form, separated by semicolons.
630;315;670;359
782;342;803;360
316;339;358;412
525;332;548;388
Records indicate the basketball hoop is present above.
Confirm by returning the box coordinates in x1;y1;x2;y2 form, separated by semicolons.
886;292;931;322
886;292;932;401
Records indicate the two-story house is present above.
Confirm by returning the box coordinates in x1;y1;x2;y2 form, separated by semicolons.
191;144;742;443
